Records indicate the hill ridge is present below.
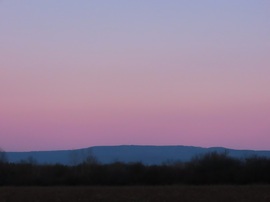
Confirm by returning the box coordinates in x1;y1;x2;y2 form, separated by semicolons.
6;145;270;165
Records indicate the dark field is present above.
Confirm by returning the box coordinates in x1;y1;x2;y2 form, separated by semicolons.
0;186;270;202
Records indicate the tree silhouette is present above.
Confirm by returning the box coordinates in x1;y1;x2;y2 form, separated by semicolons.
69;148;99;166
0;148;8;163
82;149;99;165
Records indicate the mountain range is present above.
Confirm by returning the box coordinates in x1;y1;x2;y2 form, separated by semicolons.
6;145;270;165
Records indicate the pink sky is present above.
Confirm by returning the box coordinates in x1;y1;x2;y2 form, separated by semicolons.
0;1;270;151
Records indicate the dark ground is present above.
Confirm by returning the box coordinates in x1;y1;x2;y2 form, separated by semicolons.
0;185;270;202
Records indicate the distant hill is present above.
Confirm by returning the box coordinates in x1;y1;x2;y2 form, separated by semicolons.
6;145;270;165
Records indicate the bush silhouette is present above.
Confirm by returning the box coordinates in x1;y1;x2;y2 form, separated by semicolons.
187;151;241;184
1;151;270;186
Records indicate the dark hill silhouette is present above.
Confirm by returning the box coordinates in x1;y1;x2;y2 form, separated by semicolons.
6;145;270;165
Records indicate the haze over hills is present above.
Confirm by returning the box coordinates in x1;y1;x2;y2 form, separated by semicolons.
6;145;270;165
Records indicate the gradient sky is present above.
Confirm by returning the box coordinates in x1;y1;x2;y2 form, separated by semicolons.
1;0;270;151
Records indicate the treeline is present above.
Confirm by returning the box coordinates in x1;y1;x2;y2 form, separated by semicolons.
1;152;270;185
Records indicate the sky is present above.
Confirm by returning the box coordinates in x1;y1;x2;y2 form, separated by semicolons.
0;0;270;151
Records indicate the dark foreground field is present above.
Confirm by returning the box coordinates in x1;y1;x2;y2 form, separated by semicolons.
0;186;270;202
